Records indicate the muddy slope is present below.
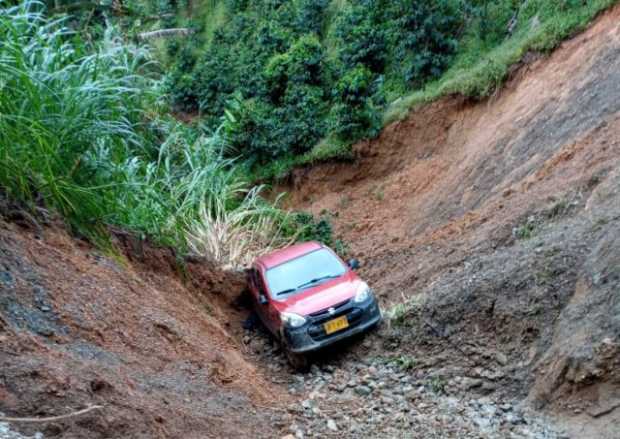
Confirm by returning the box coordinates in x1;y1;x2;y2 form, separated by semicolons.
281;5;620;437
0;221;283;439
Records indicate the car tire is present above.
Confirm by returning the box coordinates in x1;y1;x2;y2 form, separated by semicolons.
286;349;309;371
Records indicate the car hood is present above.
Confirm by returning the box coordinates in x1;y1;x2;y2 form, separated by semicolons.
275;272;362;316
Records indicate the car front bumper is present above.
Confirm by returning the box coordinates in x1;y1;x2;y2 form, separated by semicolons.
282;297;382;354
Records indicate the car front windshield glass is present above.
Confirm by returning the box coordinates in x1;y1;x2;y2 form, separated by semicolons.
266;248;346;298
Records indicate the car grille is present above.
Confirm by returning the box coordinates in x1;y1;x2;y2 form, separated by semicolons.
307;300;364;341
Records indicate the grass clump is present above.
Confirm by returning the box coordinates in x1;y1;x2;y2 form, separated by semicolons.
0;1;314;265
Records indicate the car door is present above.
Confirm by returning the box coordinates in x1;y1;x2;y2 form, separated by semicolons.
249;267;278;334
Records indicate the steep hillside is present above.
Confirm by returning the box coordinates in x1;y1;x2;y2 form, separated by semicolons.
2;3;619;439
280;4;620;437
0;217;285;438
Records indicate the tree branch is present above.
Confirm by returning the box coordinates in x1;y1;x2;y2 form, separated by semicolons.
0;406;103;423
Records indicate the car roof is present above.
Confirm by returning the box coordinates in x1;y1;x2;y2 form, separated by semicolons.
255;241;324;269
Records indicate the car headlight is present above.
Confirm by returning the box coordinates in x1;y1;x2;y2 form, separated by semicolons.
281;312;307;328
353;282;372;303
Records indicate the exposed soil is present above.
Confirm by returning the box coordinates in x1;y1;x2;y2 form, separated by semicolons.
0;221;286;438
275;4;620;438
2;4;620;439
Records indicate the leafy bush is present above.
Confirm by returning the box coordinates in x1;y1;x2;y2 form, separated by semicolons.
161;0;466;164
333;1;387;73
155;0;615;176
329;65;382;141
289;212;335;247
388;0;464;85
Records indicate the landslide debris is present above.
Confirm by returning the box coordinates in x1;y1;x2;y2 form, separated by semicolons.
0;220;283;439
279;4;620;438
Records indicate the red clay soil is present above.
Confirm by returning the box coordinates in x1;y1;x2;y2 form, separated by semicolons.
278;5;620;438
0;221;287;438
280;3;620;296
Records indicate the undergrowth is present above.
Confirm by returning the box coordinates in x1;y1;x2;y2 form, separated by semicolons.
128;0;618;181
0;1;340;266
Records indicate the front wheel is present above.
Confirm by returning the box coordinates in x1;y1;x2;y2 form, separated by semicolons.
286;349;309;371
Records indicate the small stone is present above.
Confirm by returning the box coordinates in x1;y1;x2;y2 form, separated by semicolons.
354;385;372;396
495;352;508;366
505;412;525;425
326;419;338;431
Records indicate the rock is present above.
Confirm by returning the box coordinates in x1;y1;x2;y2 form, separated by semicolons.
499;403;513;412
326;419;338;431
459;377;483;390
505;412;525;425
281;435;296;439
481;381;497;392
354;385;372;396
301;399;312;409
495;352;508;366
0;271;14;287
323;364;335;374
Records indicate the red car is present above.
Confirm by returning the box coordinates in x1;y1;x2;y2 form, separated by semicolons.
246;241;381;368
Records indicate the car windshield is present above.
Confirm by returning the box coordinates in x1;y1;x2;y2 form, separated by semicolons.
265;248;346;298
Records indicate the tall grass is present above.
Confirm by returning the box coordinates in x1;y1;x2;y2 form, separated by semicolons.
185;185;293;269
0;1;155;239
0;1;290;262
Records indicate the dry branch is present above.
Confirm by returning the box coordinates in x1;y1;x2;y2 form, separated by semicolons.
138;28;194;41
0;405;103;423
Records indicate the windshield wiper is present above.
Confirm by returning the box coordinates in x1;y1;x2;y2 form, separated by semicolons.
296;274;340;291
275;288;298;296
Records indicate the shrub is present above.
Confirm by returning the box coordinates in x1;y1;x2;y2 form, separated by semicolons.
334;1;387;73
296;0;330;35
286;212;335;247
388;0;464;85
329;65;382;141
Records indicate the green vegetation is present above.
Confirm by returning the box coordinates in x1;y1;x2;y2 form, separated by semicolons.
0;0;614;262
428;376;447;394
0;1;338;263
384;0;618;124
137;0;616;179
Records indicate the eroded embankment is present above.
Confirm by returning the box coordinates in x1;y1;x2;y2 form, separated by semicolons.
0;219;286;439
279;5;620;438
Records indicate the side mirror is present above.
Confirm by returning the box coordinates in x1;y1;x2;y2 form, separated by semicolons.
347;258;360;270
258;294;269;305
